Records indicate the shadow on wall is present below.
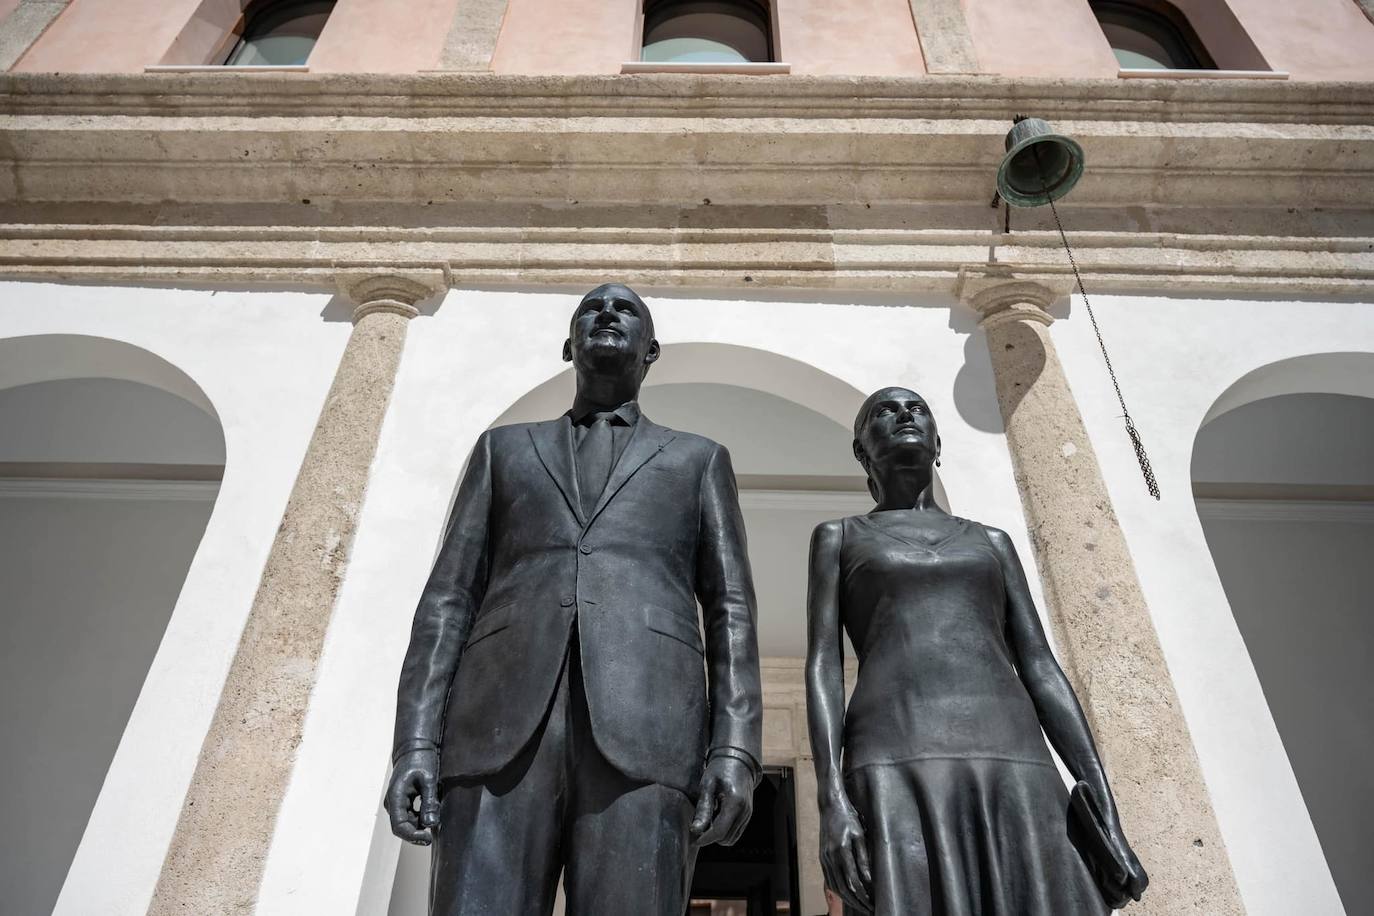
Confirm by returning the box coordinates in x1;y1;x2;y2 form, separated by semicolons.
0;334;225;916
1191;352;1374;916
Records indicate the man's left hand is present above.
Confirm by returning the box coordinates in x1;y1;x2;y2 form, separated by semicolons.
689;755;755;847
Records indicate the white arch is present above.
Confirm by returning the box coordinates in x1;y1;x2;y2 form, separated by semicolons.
0;333;219;419
1190;349;1374;916
1201;351;1374;426
493;341;870;430
0;333;226;916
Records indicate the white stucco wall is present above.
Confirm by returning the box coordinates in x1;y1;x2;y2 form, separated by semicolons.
1199;510;1374;916
1195;392;1374;915
1051;293;1374;916
0;281;352;916
0;373;225;916
11;281;1366;916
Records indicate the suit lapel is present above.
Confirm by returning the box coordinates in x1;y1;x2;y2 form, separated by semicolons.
528;417;585;526
587;417;676;526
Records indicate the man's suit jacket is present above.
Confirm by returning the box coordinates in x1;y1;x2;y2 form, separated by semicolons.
394;413;762;796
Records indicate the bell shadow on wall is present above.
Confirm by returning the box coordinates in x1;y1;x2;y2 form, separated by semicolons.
688;768;800;916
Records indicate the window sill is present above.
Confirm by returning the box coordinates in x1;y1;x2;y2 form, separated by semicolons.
620;61;790;75
144;65;311;73
1117;67;1287;80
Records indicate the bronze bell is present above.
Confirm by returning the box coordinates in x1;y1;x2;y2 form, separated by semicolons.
995;116;1085;208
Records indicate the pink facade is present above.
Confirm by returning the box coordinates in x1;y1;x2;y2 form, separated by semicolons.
1230;0;1374;80
964;0;1119;78
307;0;462;73
8;0;1374;79
491;0;638;74
772;0;925;76
15;0;207;72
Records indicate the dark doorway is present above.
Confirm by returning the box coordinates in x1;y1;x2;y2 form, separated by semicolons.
689;766;800;915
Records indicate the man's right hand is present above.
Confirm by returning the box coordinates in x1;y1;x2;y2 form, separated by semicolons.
386;749;440;845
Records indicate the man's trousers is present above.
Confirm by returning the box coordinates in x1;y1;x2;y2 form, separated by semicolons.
429;635;698;916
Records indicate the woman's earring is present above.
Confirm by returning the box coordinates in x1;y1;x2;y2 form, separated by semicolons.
935;456;942;467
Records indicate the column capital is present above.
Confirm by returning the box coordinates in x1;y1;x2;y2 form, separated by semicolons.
955;267;1074;331
336;270;447;322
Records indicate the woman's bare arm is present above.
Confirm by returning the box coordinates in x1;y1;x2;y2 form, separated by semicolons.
988;526;1116;814
805;520;872;911
806;520;848;808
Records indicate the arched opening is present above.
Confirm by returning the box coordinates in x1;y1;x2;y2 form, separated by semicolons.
222;0;335;66
0;335;224;916
384;342;946;915
640;0;775;63
1090;0;1215;69
1192;353;1374;915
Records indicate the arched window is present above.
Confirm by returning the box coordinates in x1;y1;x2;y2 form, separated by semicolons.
1090;0;1215;70
640;0;773;64
222;0;335;66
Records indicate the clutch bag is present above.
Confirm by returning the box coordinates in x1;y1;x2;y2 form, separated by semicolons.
1069;780;1133;907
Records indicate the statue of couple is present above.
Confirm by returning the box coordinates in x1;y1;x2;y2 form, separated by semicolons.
385;284;1147;916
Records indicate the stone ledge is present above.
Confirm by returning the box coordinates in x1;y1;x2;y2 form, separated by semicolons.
1;115;1370;210
3;72;1373;122
2;74;1373;212
2;73;1370;294
1;221;1369;294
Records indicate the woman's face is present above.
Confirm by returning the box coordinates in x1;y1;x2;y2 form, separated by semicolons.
856;387;940;473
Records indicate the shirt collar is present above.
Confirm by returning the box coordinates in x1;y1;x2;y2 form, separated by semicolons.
568;400;641;427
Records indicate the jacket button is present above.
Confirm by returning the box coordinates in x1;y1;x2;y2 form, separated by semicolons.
560;596;574;607
579;543;593;555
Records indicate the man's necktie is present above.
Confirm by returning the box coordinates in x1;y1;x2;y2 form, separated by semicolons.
577;413;615;518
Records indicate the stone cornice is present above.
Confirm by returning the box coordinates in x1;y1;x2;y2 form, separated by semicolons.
1;73;1372;295
4;72;1374;122
1;216;1369;295
2;73;1373;211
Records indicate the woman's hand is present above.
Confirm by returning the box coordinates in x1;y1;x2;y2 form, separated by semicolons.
1104;815;1149;905
820;801;873;913
1083;781;1149;907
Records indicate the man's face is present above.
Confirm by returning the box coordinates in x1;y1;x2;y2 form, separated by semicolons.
564;284;659;377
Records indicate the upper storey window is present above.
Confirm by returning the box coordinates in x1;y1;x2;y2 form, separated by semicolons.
641;0;774;64
1090;0;1215;70
223;0;336;66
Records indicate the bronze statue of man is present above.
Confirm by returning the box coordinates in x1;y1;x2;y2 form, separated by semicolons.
386;283;764;915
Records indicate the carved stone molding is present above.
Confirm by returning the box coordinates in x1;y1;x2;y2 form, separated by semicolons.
338;270;447;322
956;268;1075;329
3;73;1372;296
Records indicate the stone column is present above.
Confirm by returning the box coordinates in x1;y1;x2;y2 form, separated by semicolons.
436;0;511;70
792;751;827;916
0;0;71;70
958;273;1246;915
907;0;979;74
149;273;441;914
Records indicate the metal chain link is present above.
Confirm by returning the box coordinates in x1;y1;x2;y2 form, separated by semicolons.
1040;172;1161;500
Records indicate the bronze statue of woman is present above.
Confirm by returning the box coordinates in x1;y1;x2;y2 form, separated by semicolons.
805;387;1148;915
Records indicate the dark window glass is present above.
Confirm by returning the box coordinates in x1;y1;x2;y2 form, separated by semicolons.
223;0;335;66
1090;0;1216;70
641;0;773;63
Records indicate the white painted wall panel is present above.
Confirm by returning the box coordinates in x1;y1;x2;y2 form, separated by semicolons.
0;281;352;916
1052;293;1374;916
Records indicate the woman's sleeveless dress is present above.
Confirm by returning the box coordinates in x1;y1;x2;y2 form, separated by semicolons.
837;513;1106;916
